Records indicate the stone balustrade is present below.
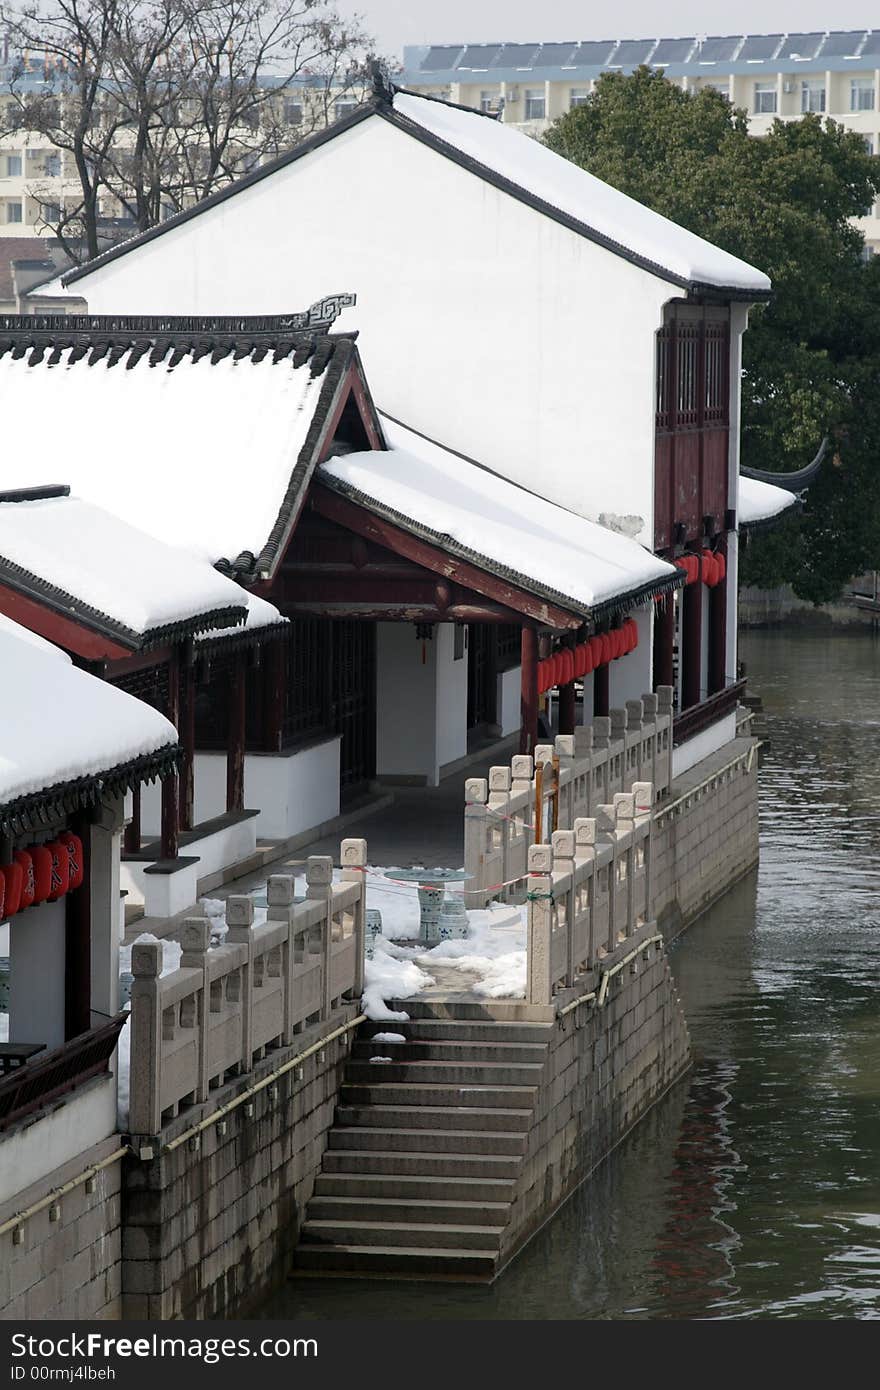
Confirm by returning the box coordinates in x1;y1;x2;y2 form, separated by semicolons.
526;783;654;1006
464;688;672;907
128;840;367;1136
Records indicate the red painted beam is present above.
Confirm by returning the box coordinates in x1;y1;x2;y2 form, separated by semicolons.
310;486;582;630
0;584;134;661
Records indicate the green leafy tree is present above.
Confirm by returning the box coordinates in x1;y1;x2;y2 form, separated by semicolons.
545;67;880;603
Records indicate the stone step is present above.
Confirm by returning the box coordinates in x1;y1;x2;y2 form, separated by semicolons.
344;1059;544;1086
353;1039;548;1064
322;1149;521;1179
386;999;553;1023
314;1172;516;1202
328;1126;527;1156
300;1219;505;1251
340;1082;538;1110
294;1243;497;1280
361;1020;554;1044
307;1195;510;1227
335;1103;533;1133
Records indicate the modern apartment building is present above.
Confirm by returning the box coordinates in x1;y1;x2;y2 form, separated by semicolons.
400;32;880;253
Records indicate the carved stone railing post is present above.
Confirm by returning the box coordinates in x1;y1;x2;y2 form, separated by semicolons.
642;692;659;791
180;917;210;1101
554;734;576;829
129;938;163;1137
595;803;617;953
613;793;636;940
224;898;254;1072
573;816;598;966
609;709;627;798
632;781;654;923
656;685;674;793
551;828;576;986
626;699;644;786
306;855;334;1019
267;874;296;1044
526;842;554;1007
573;723;594;817
464;776;490;907
340;838;368;997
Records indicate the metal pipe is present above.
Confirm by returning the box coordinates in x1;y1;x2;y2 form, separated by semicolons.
0;1146;128;1239
163;1012;366;1152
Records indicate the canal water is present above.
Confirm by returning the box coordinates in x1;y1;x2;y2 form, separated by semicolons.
257;630;880;1320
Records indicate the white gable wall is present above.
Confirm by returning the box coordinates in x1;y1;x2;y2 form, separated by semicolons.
78;116;678;546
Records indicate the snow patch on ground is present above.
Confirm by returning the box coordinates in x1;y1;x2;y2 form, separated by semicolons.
370;1032;407;1044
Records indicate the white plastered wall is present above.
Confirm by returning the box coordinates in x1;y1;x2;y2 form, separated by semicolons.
375;621;467;785
609;605;653;707
76;115;677;546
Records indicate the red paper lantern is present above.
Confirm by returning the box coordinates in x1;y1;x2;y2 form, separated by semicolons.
560;649;575;685
1;861;23;917
589;635;604;668
47;839;71;901
573;643;586;679
30;845;53;905
582;641;594;677
601;633;613;665
537;658;550;694
701;550;717;587
60;833;84;894
14;850;34;910
0;870;5;923
715;552;726;583
629;618;640;652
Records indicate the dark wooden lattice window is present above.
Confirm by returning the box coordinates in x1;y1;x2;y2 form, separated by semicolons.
111;661;170;714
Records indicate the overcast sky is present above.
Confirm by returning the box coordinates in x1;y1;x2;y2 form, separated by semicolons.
344;2;875;59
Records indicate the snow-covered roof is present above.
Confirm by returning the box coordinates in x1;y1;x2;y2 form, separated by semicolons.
0;616;178;826
194;591;287;647
0;323;355;578
0;611;70;662
738;475;798;527
389;92;770;296
319;418;681;616
62;88;770;300
0;493;249;648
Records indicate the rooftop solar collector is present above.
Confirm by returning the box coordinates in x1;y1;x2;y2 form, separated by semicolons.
458;44;504;69
420;46;465;71
778;32;823;60
612;39;656;66
696;35;741;62
496;44;541;67
534;42;580;67
738;34;783;61
819;31;867;57
652;37;696;63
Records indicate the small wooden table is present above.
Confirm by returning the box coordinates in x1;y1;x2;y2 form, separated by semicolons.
0;1043;46;1074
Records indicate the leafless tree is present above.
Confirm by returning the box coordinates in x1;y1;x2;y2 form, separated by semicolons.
0;0;374;262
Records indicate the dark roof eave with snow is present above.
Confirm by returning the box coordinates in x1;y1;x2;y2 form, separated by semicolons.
61;91;771;303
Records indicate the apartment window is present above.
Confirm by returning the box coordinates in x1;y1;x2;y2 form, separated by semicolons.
283;98;302;125
6;201;23;223
41;202;61;224
479;89;499;112
863;135;875;155
754;82;777;114
801;79;826;114
334;98;357;121
44;153;61;177
569;88;589;108
5;154;22;177
524;88;545;120
851;78;875;112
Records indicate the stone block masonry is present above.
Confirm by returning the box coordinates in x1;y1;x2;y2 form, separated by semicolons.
0;1132;123;1321
652;737;759;937
500;924;691;1269
121;1003;359;1319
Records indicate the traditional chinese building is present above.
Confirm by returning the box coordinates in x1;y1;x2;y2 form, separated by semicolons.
51;78;798;784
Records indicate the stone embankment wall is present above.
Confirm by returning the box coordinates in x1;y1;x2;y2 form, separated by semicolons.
653;737;760;938
122;1004;358;1319
0;1133;123;1320
501;922;691;1267
739;583;874;628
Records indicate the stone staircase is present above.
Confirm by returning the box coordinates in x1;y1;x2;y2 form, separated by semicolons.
294;1002;553;1280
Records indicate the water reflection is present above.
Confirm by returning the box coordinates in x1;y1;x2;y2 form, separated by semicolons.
254;631;880;1320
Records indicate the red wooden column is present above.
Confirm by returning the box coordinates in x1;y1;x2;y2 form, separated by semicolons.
558;636;577;735
227;650;247;812
682;568;703;710
520;626;538;755
179;642;196;832
653;594;675;690
263;634;286;753
123;786;141;855
594;657;610;717
160;653;180;860
708;539;728;695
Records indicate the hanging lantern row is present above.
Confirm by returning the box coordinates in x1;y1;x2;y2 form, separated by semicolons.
0;832;84;921
538;620;639;695
674;550;727;589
